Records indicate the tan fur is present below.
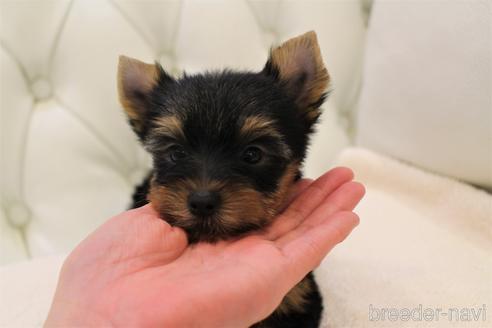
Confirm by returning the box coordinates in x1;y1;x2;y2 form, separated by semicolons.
152;115;185;140
220;184;266;229
149;178;266;232
148;162;299;237
117;55;159;132
148;178;191;226
263;162;300;216
240;116;292;158
240;116;282;140
269;31;330;121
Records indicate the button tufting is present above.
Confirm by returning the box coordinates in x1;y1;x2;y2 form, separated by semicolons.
31;77;53;101
263;31;278;48
7;202;31;228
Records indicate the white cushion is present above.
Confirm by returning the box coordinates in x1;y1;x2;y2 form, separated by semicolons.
356;0;491;188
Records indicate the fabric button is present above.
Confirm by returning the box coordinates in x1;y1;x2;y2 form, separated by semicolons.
7;202;31;228
31;77;53;101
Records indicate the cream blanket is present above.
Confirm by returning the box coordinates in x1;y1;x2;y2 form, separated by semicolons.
1;147;490;327
318;147;491;327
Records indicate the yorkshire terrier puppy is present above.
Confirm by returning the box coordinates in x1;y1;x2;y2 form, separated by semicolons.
117;31;329;328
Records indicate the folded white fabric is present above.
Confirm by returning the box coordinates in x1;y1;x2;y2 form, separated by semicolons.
317;147;491;327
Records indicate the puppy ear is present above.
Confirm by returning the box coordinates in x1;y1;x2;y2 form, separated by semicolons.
262;31;330;125
117;55;172;138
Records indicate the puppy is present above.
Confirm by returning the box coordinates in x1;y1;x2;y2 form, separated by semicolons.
117;31;330;328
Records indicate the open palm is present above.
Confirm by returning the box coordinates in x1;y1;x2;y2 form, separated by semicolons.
46;168;364;328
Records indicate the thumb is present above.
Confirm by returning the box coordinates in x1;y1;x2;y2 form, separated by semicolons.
129;204;189;261
97;204;189;264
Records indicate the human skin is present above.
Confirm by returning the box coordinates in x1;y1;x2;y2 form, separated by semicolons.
45;167;364;328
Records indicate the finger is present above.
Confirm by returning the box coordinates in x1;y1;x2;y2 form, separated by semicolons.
275;181;364;246
107;204;160;227
127;203;160;217
132;204;190;258
134;204;190;250
278;179;313;212
279;211;359;281
301;181;365;227
92;204;189;264
264;167;353;239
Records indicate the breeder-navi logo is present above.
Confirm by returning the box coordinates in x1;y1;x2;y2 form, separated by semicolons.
369;304;486;322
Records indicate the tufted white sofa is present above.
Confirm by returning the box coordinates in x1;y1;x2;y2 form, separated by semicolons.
0;0;368;264
2;1;491;327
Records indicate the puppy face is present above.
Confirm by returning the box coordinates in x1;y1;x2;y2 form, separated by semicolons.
118;31;329;243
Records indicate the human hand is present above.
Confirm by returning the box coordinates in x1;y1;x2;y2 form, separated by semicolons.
45;167;364;328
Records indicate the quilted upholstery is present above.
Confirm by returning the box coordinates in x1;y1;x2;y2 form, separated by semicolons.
0;0;367;265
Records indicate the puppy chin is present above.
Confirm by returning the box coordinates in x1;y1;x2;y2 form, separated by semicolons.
161;211;264;244
156;211;218;243
183;225;227;244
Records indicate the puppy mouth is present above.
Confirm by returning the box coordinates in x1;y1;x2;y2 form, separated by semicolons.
162;211;265;244
148;179;290;243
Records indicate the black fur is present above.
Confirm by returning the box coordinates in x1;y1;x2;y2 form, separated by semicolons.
128;70;325;328
132;173;152;208
132;67;326;243
124;37;328;327
148;72;298;193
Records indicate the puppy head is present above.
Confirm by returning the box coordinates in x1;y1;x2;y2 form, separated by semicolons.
118;31;330;243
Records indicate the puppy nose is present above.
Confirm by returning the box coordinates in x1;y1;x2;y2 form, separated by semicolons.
187;190;221;216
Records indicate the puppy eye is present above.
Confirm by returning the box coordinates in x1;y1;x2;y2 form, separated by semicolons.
168;146;187;163
242;146;263;164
